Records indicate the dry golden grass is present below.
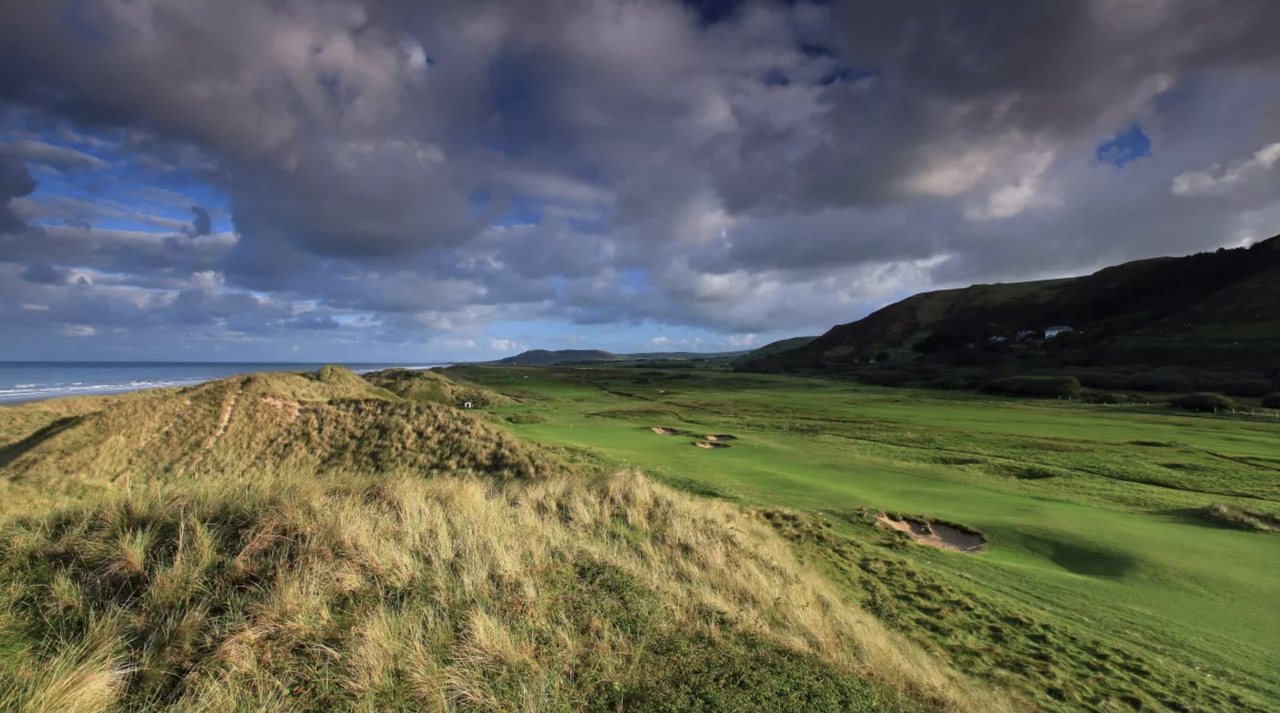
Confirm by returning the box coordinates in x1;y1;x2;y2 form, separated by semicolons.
0;467;1014;712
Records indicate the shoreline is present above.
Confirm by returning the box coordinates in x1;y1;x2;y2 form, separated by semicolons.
0;362;452;408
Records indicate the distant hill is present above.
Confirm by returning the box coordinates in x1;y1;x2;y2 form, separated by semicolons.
497;349;623;365
494;348;750;365
740;336;818;361
745;235;1280;374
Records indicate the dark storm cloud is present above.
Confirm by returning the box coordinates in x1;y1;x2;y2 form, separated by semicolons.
0;155;36;234
189;206;212;237
1;0;1279;352
20;262;66;284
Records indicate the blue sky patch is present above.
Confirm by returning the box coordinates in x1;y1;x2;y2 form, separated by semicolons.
1095;124;1153;169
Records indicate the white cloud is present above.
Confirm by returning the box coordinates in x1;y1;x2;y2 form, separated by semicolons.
20;303;49;311
0;140;108;170
965;150;1060;221
725;333;757;348
60;324;97;337
1172;142;1280;196
429;337;480;350
488;337;523;353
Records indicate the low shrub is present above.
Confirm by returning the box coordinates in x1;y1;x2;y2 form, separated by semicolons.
1262;393;1280;409
981;376;1082;398
1169;393;1236;413
1124;370;1194;393
1081;389;1128;404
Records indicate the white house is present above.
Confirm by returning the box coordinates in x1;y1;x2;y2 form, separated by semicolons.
1015;330;1039;342
1044;326;1075;339
989;336;1010;343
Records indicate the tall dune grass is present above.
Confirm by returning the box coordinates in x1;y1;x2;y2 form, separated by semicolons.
0;468;1012;712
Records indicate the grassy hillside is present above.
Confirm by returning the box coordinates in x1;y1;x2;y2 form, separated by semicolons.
0;367;1009;713
741;336;819;361
362;367;518;408
0;366;549;500
749;236;1280;374
457;365;1280;712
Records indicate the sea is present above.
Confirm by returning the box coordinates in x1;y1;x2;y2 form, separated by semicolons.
0;362;450;404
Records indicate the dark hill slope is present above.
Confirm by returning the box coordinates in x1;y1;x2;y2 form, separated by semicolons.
741;336;819;361
748;236;1280;373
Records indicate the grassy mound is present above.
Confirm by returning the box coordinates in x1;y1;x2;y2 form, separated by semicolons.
0;367;552;500
0;470;1005;713
363;368;518;409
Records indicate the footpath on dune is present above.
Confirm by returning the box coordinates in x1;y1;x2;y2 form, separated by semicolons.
0;365;1013;713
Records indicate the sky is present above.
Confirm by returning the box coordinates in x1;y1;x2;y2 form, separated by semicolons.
2;0;1280;363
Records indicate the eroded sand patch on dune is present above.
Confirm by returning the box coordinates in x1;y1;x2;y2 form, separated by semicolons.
650;427;681;435
877;514;985;553
705;434;737;441
694;441;731;449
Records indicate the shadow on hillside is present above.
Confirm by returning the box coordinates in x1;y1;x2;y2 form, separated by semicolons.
1017;533;1137;577
0;416;84;470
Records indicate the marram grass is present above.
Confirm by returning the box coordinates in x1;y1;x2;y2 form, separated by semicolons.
0;468;1014;712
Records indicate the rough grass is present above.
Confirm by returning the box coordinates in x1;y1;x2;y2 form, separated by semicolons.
766;509;1273;713
0;469;1010;713
362;368;519;409
1199;502;1280;533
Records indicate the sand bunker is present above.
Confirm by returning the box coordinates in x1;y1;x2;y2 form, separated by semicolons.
650;427;681;435
876;514;985;553
694;441;731;449
704;434;737;441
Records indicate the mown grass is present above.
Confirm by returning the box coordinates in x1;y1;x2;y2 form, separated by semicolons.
0;366;1017;713
457;364;1280;712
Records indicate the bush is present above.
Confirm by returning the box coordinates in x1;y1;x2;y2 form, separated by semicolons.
981;376;1082;398
1124;370;1195;393
1081;389;1128;404
1262;393;1280;409
1169;393;1237;413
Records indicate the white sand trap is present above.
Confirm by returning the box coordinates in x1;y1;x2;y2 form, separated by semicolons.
705;434;738;441
876;514;985;553
694;441;731;449
650;427;681;435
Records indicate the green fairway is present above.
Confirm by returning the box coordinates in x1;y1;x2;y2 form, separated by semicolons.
458;365;1280;712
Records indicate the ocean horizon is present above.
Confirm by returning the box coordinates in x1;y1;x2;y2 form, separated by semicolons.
0;361;453;404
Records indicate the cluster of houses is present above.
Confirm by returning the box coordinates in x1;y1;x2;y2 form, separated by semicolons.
989;326;1075;343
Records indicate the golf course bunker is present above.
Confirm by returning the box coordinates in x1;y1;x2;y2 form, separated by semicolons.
704;434;738;442
877;514;985;553
694;441;731;449
650;427;682;435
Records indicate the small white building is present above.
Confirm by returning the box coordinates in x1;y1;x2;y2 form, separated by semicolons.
1044;326;1075;339
989;336;1010;343
1015;330;1039;342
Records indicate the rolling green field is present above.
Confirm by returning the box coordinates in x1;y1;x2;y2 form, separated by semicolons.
457;365;1280;713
